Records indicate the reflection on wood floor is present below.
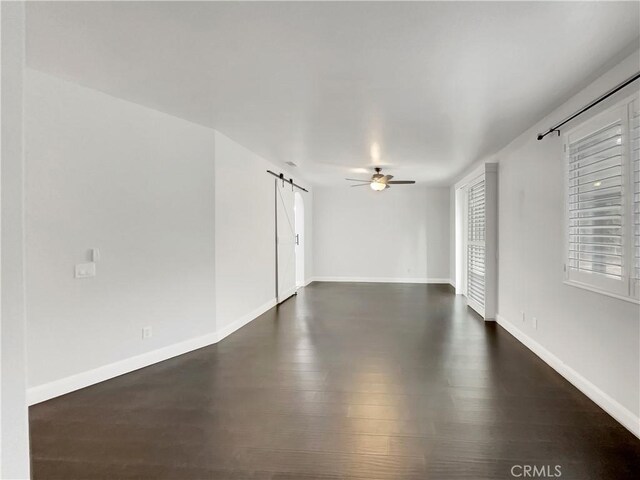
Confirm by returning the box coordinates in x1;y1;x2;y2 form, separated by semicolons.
30;282;640;479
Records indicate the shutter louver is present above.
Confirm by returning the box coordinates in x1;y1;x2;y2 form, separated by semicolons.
468;178;486;310
564;96;640;301
631;100;640;295
568;119;624;280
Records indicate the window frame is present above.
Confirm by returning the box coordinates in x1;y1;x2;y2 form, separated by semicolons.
563;93;640;304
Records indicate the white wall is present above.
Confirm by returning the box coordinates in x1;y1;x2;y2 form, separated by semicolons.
1;2;30;478
214;132;276;331
451;51;640;434
313;186;450;282
23;71;315;404
25;70;217;389
214;131;313;333
303;190;314;285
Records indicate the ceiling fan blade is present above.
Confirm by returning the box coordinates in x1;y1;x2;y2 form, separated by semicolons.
350;183;371;187
376;174;394;184
345;178;371;182
387;180;416;185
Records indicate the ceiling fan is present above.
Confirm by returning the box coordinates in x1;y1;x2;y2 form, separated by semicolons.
346;168;416;191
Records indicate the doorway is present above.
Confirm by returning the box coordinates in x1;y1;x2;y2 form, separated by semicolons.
454;163;498;320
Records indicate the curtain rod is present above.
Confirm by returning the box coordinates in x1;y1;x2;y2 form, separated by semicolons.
537;71;640;141
266;170;309;192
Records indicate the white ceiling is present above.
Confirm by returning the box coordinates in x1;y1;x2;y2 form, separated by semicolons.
26;1;639;186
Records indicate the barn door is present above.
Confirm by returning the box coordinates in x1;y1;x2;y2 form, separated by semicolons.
275;179;297;303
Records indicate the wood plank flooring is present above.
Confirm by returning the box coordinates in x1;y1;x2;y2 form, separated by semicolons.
29;283;640;479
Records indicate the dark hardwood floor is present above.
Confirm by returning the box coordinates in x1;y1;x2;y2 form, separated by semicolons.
30;282;640;479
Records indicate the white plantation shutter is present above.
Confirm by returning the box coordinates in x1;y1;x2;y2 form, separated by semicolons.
467;177;486;314
567;113;625;287
631;99;640;298
565;95;640;302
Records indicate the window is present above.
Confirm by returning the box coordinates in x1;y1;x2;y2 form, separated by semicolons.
565;94;640;302
632;98;640;299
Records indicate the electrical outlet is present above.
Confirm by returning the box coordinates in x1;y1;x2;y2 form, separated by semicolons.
142;326;153;339
532;317;538;330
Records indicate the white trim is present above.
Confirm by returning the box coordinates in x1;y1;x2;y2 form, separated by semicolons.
454;186;466;295
215;298;277;342
564;280;640;305
27;298;277;405
313;276;451;284
454;160;491;191
27;332;217;405
496;314;640;438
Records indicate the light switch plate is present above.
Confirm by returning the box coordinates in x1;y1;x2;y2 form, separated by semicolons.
75;262;96;278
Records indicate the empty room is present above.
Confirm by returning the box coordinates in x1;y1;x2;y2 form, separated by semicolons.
1;1;640;479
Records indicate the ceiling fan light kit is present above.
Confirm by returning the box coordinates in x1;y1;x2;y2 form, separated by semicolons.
346;167;416;192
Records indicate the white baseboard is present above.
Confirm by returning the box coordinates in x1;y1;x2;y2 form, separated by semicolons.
27;332;218;405
496;314;640;438
313;276;451;284
27;298;276;406
215;298;276;341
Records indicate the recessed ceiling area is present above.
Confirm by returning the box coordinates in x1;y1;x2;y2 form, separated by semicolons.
26;1;640;185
